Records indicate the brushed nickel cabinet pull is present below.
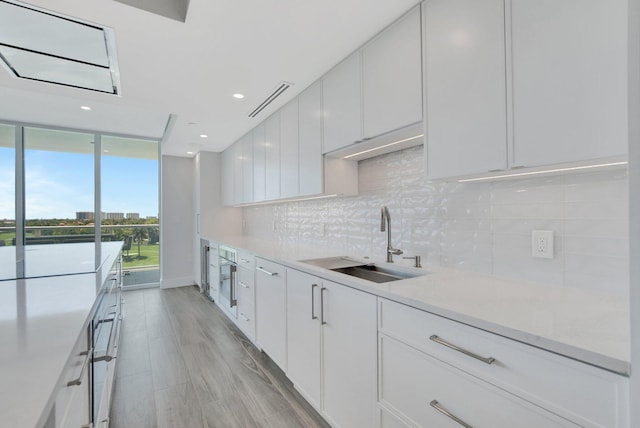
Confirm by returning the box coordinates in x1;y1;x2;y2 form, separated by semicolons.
311;284;318;320
239;313;250;322
430;400;473;428
430;335;495;365
239;281;249;288
239;258;250;263
320;287;327;325
67;348;93;387
256;266;277;276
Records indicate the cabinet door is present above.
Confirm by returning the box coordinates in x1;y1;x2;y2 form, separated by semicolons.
265;112;281;200
322;281;378;428
253;123;266;202
510;0;627;167
424;0;507;179
57;330;91;428
363;6;423;139
286;269;322;409
280;98;299;198
298;81;323;196
242;133;254;203
221;147;234;206
232;141;244;205
255;258;287;370
323;52;362;153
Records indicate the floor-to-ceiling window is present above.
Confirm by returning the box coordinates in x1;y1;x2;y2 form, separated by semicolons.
101;136;159;286
0;124;16;280
0;121;160;285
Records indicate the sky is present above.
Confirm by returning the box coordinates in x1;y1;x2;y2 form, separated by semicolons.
0;147;158;219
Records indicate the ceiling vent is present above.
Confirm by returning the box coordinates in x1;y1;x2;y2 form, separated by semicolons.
248;81;293;118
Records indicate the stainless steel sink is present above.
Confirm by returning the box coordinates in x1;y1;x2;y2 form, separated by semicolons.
301;256;424;283
330;264;416;283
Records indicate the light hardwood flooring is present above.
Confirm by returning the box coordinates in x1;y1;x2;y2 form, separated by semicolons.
110;286;330;428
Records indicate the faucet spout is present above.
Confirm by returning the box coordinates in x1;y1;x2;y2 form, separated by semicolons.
380;206;402;262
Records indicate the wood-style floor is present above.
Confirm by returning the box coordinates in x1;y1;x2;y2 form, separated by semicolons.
110;286;330;428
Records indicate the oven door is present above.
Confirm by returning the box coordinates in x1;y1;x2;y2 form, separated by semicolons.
219;258;237;317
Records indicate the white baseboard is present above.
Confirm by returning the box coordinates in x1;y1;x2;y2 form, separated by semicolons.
161;276;196;289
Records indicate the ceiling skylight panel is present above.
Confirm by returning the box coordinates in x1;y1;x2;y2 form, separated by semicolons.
0;0;121;94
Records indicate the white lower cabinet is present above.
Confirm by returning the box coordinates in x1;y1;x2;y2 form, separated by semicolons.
255;258;287;370
286;269;379;428
378;298;629;428
236;263;256;342
379;334;578;428
55;326;91;428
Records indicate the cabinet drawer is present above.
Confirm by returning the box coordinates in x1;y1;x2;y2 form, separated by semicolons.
237;299;256;341
379;298;628;427
237;267;255;301
380;335;578;428
237;249;255;271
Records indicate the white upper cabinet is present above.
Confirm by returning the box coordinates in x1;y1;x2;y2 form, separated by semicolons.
232;141;243;205
221;146;234;206
265;112;281;200
280;98;299;199
252;123;266;202
362;5;423;139
424;0;628;180
242;133;253;204
322;52;362;154
298;80;324;196
510;0;628;167
424;0;508;179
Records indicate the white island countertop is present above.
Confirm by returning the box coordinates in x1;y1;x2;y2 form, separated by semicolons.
0;242;123;428
207;236;630;376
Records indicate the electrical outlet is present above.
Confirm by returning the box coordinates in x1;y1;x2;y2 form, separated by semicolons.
531;230;554;259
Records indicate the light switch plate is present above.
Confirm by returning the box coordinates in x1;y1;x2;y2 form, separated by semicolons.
532;230;554;259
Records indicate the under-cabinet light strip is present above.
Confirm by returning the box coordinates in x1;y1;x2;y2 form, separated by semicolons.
457;161;628;183
343;134;424;159
233;194;339;208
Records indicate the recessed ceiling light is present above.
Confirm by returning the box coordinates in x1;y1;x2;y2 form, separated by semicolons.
187;151;194;155
187;122;197;125
80;105;92;111
200;134;208;138
103;149;109;153
233;93;245;99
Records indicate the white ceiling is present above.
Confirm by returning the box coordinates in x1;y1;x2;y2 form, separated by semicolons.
0;0;420;157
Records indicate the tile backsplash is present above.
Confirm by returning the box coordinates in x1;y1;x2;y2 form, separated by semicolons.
243;145;629;296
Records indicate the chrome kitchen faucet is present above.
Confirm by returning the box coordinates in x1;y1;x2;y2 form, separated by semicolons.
380;206;403;262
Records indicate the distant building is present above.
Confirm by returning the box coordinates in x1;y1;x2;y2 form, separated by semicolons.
76;211;94;220
102;212;125;220
126;212;140;219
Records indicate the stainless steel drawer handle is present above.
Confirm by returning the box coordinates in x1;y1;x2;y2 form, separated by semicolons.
94;316;122;362
256;266;277;276
430;400;472;428
240;313;250;322
67;348;93;387
311;284;318;320
239;281;249;288
239;258;250;263
101;417;110;428
320;287;327;325
430;335;495;365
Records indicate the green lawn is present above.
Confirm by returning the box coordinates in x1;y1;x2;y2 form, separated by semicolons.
122;242;159;269
0;232;14;246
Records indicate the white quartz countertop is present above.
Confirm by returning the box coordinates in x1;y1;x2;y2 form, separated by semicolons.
206;236;631;375
0;242;123;428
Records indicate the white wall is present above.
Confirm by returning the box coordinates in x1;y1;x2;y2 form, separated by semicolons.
192;151;243;285
161;155;195;288
244;145;629;297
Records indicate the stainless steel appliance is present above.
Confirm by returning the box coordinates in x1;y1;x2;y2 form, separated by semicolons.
218;244;237;317
200;239;210;296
